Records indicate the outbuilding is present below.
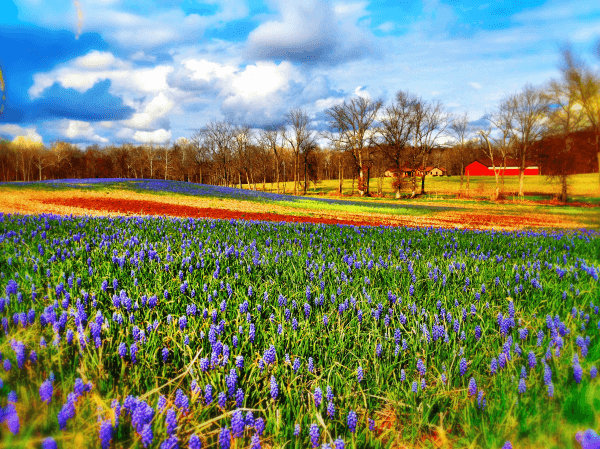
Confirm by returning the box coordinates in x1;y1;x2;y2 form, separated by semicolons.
465;158;539;176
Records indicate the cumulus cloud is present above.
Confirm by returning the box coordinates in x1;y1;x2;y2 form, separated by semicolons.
0;124;44;144
61;120;109;143
168;56;347;126
28;50;174;99
121;92;175;131
245;0;379;65
133;129;172;143
468;82;482;90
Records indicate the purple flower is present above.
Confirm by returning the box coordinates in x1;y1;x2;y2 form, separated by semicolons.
219;427;231;449
357;366;363;382
518;378;526;394
412;381;418;393
347;410;357;433
309;423;320;448
327;401;335;419
591;366;598;379
270;375;279;400
574;364;583;384
141;423;154;448
231;409;244;438
42;437;58;449
99;419;113;449
575;429;600;449
369;419;375;431
334;438;345;449
314;387;323;407
8;391;17;403
459;358;467;376
468;377;477;396
256;418;265;436
165;409;177;435
502;442;512;449
189;434;202;449
308;357;315;373
39;379;54;404
162;348;169;363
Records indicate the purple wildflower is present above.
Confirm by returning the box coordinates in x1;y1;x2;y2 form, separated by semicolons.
309;423;320;448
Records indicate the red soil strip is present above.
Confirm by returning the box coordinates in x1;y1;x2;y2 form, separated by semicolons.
40;197;388;227
37;196;573;230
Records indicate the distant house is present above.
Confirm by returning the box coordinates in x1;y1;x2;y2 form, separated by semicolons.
385;166;447;177
428;167;446;176
465;158;539;176
384;167;414;178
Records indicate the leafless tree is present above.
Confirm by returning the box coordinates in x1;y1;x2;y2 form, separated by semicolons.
283;108;315;195
539;75;588;201
506;83;551;197
559;43;600;187
142;142;160;179
233;125;253;189
375;90;418;197
448;111;473;194
483;99;517;193
259;125;285;193
201;121;236;186
323;96;383;196
412;99;451;195
477;126;502;199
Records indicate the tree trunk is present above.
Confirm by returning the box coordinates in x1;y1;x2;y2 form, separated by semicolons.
338;161;343;195
303;158;308;195
276;158;280;194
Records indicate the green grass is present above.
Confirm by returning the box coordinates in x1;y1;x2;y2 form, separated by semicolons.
0;211;599;448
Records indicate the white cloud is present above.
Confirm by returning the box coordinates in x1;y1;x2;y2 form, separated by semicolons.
28;51;174;99
354;86;371;100
61;120;109;143
376;22;396;33
246;0;378;64
121;92;175;130
130;51;157;62
468;82;482;90
0;124;44;144
133;129;172;144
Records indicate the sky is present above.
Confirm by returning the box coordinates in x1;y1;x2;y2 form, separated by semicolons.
0;0;599;149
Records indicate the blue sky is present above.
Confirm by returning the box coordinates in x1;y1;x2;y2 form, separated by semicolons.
0;0;599;148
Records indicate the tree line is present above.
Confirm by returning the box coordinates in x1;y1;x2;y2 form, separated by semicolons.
1;44;599;201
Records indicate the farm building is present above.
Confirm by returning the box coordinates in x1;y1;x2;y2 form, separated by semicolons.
384;166;447;177
465;158;539;176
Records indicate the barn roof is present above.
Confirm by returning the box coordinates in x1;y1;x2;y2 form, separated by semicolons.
470;157;537;167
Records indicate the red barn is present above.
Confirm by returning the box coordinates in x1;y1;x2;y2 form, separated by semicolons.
465;158;539;176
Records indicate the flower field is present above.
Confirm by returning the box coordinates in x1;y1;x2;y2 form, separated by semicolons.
0;197;599;447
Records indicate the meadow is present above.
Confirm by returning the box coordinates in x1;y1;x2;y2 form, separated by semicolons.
0;180;599;449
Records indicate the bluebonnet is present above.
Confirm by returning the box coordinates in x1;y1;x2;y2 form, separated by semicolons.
334;438;345;449
518;378;527;394
205;385;213;405
166;408;177;435
218;392;227;408
357;366;363;382
326;386;334;402
141;423;154;448
412;381;418;393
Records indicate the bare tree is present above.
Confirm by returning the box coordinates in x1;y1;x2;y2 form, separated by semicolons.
540;76;588;201
484;99;517;193
323;96;383;196
201;121;236;186
448;111;473;194
259;125;285;193
376;90;418;198
477;126;502;199
560;43;600;187
283;108;315;195
142;142;160;178
506;84;550;197
233;125;253;189
412;99;451;195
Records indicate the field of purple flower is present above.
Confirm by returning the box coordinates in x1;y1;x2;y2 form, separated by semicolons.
0;212;599;448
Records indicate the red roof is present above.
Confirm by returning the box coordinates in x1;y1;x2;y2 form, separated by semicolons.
471;157;536;167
